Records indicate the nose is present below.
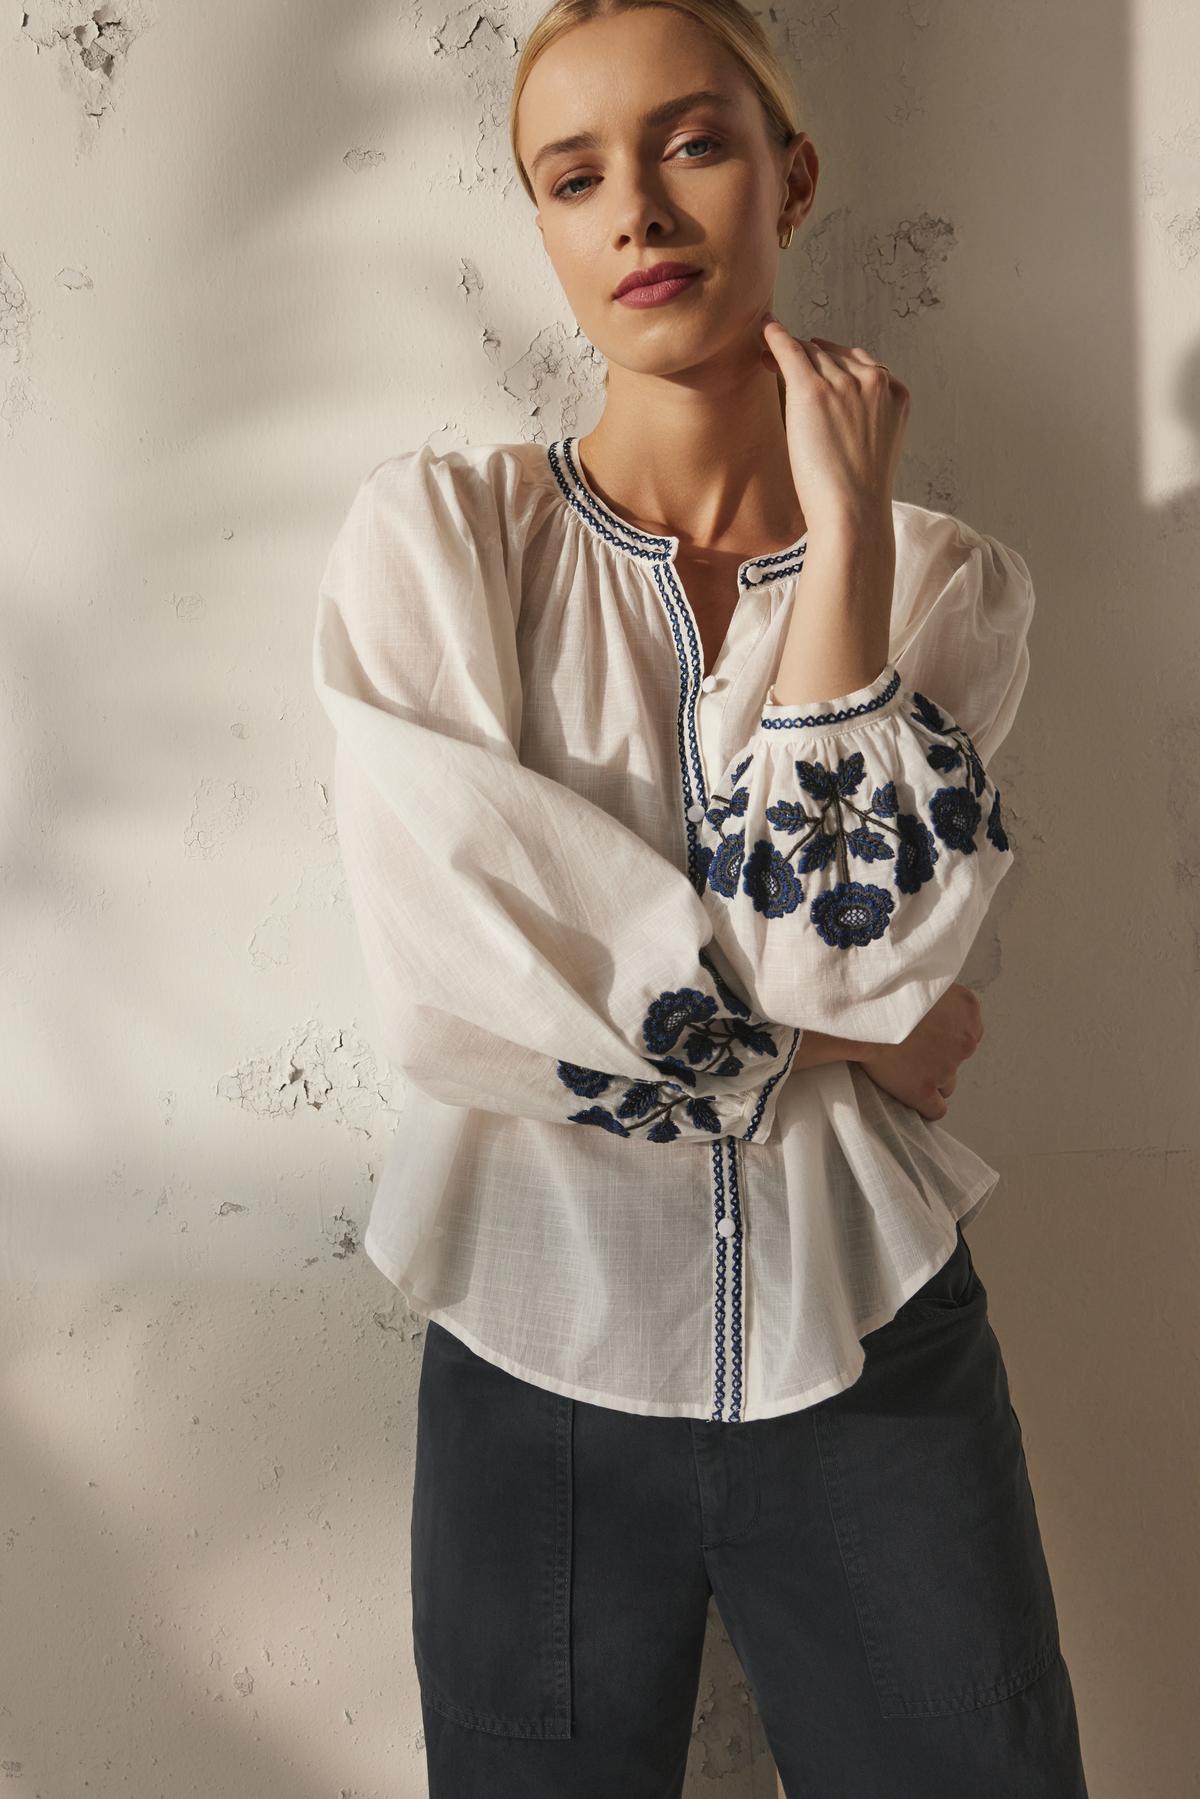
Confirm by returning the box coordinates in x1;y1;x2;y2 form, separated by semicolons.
605;154;680;250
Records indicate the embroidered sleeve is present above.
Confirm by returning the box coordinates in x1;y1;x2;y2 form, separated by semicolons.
313;447;801;1145
698;520;1033;1046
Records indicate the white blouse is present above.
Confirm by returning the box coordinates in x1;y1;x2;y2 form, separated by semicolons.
312;434;1034;1422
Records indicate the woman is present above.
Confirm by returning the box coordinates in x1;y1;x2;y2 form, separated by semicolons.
312;1;1090;1793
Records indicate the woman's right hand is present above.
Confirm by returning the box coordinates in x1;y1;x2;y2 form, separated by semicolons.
855;983;984;1121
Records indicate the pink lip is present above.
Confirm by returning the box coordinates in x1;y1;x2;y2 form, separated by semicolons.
613;261;702;296
615;271;701;309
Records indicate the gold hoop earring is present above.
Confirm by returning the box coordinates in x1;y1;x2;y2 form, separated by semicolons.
779;225;794;249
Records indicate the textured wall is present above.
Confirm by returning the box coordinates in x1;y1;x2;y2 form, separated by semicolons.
3;0;1198;1793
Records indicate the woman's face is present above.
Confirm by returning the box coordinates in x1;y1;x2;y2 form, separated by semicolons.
516;8;816;386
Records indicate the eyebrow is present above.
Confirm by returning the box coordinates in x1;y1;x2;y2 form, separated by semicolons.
527;88;735;182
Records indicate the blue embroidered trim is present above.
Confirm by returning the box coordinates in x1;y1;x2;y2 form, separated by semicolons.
761;667;902;730
545;438;808;583
556;951;784;1143
653;558;709;882
740;1024;800;1141
716;1142;744;1422
548;437;674;559
701;686;1011;951
712;1141;729;1420
738;540;808;588
708;1136;750;1421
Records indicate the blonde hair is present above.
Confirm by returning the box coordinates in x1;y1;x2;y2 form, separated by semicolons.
508;0;801;408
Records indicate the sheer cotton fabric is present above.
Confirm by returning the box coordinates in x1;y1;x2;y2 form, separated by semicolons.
312;436;1034;1422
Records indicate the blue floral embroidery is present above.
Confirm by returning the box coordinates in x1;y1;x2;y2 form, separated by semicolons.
705;745;939;949
703;689;1009;949
556;952;780;1142
910;690;1010;852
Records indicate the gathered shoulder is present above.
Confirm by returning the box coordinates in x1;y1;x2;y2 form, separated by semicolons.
892;496;1033;583
891;497;1035;629
346;439;556;570
884;498;1036;764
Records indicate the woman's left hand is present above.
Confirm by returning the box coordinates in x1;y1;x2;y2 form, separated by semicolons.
761;319;911;531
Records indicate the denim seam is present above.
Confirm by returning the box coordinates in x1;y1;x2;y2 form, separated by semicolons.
550;1396;573;1734
811;1397;1063;1720
411;1389;574;1741
812;1405;898;1706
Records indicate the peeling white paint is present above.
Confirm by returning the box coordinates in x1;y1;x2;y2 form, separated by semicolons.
21;0;154;121
216;1020;398;1134
866;211;957;316
1163;208;1200;270
329;1209;361;1258
499;319;602;424
183;777;254;859
343;147;386;173
169;590;206;621
0;254;32;363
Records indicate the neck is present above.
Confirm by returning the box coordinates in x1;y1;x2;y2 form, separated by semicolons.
577;365;803;554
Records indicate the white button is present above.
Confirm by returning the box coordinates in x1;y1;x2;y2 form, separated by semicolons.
700;674;717;691
686;802;706;822
717;1217;737;1238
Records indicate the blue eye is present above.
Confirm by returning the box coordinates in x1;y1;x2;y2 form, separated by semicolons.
551;134;719;202
554;173;594;202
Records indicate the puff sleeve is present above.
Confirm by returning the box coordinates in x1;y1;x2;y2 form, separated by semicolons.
697;506;1034;1046
312;446;801;1146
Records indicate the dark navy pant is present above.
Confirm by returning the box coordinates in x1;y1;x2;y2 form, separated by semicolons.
410;1223;1089;1797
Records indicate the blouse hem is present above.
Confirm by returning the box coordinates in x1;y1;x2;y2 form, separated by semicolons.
361;1168;1000;1423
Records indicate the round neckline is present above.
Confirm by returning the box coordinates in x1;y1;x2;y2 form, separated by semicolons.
545;436;808;589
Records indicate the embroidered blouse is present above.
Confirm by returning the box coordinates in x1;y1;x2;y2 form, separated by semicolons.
312;434;1034;1422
